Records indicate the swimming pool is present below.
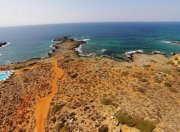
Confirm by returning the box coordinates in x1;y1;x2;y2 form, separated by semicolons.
0;71;14;81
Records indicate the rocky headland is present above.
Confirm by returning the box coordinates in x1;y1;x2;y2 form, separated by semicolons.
0;37;180;132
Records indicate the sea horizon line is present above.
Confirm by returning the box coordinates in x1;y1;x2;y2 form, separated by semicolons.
1;21;180;28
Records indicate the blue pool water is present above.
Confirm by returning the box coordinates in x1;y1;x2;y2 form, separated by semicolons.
0;73;10;81
0;22;180;64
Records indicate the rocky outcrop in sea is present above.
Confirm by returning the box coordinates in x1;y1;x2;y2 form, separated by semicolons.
0;42;7;48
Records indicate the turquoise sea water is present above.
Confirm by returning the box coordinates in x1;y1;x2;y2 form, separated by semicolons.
0;22;180;64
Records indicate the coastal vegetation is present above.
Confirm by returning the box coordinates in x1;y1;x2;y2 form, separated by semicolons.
100;98;112;106
115;112;156;132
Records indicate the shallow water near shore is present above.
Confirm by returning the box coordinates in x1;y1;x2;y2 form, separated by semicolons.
0;22;180;64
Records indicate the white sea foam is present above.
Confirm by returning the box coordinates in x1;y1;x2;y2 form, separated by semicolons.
125;50;144;57
82;38;90;42
50;44;54;48
0;53;2;56
161;40;180;44
152;51;164;55
50;45;53;48
75;44;96;57
75;44;83;54
125;50;143;55
85;53;96;57
6;60;11;64
101;49;107;53
161;41;172;44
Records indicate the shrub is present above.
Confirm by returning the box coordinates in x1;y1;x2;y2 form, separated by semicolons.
13;66;23;70
68;71;78;78
167;61;174;65
178;61;180;65
150;60;157;63
126;66;132;69
175;57;178;60
176;68;180;72
23;68;29;71
64;55;70;58
164;81;172;87
79;59;84;62
101;98;112;105
60;124;70;132
143;64;150;68
168;87;177;93
137;87;146;93
121;71;129;76
28;62;37;66
154;77;163;83
116;112;156;132
52;105;61;114
55;122;64;131
139;78;148;82
132;73;143;78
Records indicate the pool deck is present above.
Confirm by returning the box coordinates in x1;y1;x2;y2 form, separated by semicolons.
0;70;15;81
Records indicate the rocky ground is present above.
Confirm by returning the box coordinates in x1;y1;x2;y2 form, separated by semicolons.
0;38;180;132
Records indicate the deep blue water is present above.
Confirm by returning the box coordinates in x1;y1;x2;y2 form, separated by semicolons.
0;22;180;64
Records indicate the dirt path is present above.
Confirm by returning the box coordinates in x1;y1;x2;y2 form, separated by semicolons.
34;60;64;132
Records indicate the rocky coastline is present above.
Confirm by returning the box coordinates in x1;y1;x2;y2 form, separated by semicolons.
0;37;180;132
0;37;178;67
0;42;7;48
167;41;180;45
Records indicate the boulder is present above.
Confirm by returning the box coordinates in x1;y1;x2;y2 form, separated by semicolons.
0;42;7;47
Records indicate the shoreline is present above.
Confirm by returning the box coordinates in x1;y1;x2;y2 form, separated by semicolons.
0;37;179;68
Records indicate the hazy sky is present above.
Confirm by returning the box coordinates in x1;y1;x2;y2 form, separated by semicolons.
0;0;180;27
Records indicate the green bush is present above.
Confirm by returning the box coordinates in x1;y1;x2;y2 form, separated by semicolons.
101;98;112;106
150;60;157;63
137;87;146;93
175;57;178;60
167;61;174;65
13;66;23;70
52;105;61;114
61;124;70;132
168;87;177;93
164;81;172;87
143;64;150;68
178;61;180;65
139;78;148;82
116;112;156;132
154;77;162;83
176;68;180;72
121;71;129;76
67;71;78;78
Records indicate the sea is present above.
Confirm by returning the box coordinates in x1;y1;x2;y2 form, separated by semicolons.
0;22;180;64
